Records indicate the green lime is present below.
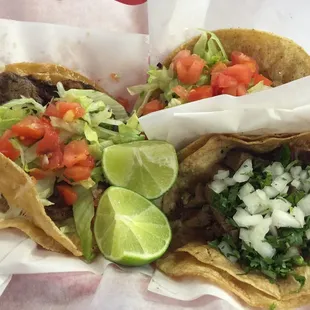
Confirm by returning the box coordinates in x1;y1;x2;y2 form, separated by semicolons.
94;186;172;266
102;140;178;200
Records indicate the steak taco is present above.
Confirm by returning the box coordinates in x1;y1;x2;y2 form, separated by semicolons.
128;29;310;116
0;62;144;259
157;133;310;308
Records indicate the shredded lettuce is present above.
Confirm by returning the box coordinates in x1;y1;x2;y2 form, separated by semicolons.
35;175;56;206
3;98;45;114
91;167;104;183
247;81;272;94
73;185;95;262
84;123;99;144
50;117;84;134
57;218;77;234
166;98;182;108
56;82;128;120
193;31;228;65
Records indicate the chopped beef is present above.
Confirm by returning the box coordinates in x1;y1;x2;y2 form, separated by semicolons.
0;72;95;106
45;184;73;222
182;183;207;208
183;206;212;228
223;150;253;171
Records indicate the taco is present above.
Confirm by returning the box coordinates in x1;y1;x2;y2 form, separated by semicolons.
128;29;310;116
0;62;144;259
157;133;310;308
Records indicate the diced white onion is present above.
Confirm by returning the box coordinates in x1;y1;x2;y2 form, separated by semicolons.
291;179;301;189
270;198;291;212
284;247;300;258
302;180;310;193
300;170;308;181
233;159;253;183
297;194;310;216
306;229;310;240
271;162;284;177
271;172;292;192
209;180;227;194
256;189;268;201
42;155;49;166
263;186;279;199
280;186;289;195
272;209;301;228
242;191;261;214
233;208;263;228
290;166;302;179
291;207;305;227
214;170;230;180
224;177;236;186
238;183;254;199
239;228;251;246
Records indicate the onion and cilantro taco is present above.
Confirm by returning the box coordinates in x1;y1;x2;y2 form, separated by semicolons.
0;62;145;259
157;133;310;308
128;29;310;116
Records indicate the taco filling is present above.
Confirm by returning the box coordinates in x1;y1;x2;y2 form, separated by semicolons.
0;66;144;260
129;29;310;116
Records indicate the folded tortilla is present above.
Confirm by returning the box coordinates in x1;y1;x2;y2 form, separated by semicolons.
0;62;108;256
137;29;310;116
157;133;310;309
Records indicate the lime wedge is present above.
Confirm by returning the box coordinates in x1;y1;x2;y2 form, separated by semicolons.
94;186;171;266
102;140;178;200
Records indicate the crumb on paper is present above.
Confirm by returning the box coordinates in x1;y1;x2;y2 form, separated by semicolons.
110;73;120;82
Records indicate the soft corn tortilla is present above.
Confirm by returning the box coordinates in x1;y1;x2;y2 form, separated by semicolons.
0;62;109;256
158;132;310;309
138;29;310;116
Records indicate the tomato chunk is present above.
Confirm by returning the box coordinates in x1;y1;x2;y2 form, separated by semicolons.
117;97;130;112
78;155;95;169
41;147;64;170
29;168;53;180
188;85;213;102
11;116;45;140
172;49;191;66
222;84;247;97
57;185;78;205
63;166;92;182
36;128;60;155
212;72;238;88
56;101;85;121
63;140;90;168
45;103;59;118
231;51;258;74
0;137;20;160
172;85;188;100
175;54;206;85
211;62;227;74
253;73;272;86
224;64;253;85
142;100;164;115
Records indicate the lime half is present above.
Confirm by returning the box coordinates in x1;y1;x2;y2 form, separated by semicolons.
102;140;178;200
94;186;172;266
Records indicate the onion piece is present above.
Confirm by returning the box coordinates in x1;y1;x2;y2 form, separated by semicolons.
290;166;302;179
242;191;261;214
233;159;253;183
297;194;310;216
224;177;236;186
272;209;301;228
271;172;292;192
263;186;279;199
209;180;227;194
270;162;284;177
270;198;291;212
300;170;308;181
238;183;254;200
291;179;301;189
233;208;263;228
218;241;238;263
306;229;310;240
214;170;230;180
291;207;305;227
239;228;251;246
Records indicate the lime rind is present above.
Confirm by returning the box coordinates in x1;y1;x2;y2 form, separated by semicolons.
94;186;172;266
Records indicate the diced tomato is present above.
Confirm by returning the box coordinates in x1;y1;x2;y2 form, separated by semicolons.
222;86;237;96
172;85;188;100
57;185;78;205
211;62;227;74
45;103;59;118
117;97;130;112
222;84;247;97
188;85;213;102
56;101;85;120
175;54;206;85
142;100;164;115
41;147;64;170
231;51;258;74
29;168;53;180
78;155;95;169
63;166;92;182
36;128;60;155
0;137;20;160
63;140;90;168
224;64;253;85
11;116;45;140
253;73;272;86
18;136;37;146
212;72;238;88
2;130;14;140
172;49;191;66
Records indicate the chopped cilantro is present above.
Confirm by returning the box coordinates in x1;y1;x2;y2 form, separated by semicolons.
278;144;291;168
